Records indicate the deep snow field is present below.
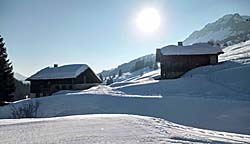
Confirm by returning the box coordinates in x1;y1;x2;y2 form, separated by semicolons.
1;114;250;144
0;40;250;143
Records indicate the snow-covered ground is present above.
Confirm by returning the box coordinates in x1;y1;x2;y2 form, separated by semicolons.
0;40;250;142
1;114;249;144
1;60;249;134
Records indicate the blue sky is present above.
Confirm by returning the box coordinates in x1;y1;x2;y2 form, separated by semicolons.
1;0;250;76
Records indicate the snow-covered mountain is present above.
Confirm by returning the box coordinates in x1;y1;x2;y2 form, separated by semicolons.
14;72;27;81
13;73;30;101
183;13;250;46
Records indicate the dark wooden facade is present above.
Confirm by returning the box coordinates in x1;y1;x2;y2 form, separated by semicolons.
28;68;101;97
157;53;219;79
156;42;224;79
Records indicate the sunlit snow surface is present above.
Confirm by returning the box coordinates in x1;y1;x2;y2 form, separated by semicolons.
0;114;249;144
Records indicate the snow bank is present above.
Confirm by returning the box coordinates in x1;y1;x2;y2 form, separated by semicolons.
210;65;250;93
1;79;250;135
0;114;249;144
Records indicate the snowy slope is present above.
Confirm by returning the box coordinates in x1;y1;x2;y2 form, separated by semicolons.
99;54;156;78
184;13;250;45
219;40;250;63
1;65;250;134
0;114;249;144
110;66;159;84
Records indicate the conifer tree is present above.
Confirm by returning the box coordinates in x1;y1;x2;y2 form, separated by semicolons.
0;35;15;104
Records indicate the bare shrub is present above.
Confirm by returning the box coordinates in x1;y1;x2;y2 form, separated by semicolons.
11;100;40;118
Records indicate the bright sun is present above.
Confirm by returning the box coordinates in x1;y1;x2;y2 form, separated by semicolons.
136;8;160;33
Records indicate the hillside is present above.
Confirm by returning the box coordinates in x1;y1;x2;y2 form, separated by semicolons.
184;13;250;46
1;114;249;144
99;54;157;79
219;40;250;63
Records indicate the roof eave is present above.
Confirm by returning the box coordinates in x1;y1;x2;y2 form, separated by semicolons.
25;78;31;81
218;51;224;55
26;76;77;81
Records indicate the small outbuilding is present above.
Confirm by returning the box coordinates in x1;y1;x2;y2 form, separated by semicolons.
156;42;223;79
26;64;101;97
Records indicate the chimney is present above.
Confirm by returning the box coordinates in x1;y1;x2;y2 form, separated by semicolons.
178;41;183;46
54;64;58;68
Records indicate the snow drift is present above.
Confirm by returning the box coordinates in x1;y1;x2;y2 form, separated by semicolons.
0;114;249;144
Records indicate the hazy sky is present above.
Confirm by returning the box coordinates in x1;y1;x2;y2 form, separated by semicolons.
1;0;250;76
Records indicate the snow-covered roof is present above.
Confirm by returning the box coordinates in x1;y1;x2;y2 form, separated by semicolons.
160;43;223;56
27;64;89;80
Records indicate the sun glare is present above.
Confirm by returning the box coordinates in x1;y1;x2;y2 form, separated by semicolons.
136;8;160;33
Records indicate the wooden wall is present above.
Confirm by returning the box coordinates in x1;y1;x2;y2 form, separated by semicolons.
29;68;101;97
159;54;218;79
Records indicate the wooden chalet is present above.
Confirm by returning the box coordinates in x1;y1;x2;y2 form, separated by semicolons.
26;64;101;97
156;42;224;79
